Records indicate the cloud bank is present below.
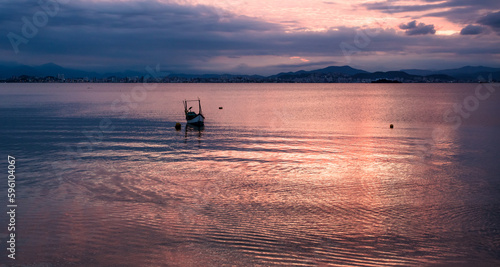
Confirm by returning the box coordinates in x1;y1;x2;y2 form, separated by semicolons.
0;0;499;73
399;20;436;35
460;24;486;35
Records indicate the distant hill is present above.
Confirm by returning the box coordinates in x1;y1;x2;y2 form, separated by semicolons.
399;69;436;76
1;62;499;82
439;66;500;76
401;66;500;81
0;62;99;79
270;65;367;78
352;71;455;82
309;65;368;75
353;71;418;80
424;74;456;82
0;62;263;80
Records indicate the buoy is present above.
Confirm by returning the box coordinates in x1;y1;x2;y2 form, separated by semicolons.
219;107;223;109
390;124;394;129
175;122;181;130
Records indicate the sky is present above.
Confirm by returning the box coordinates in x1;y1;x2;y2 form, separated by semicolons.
1;0;500;74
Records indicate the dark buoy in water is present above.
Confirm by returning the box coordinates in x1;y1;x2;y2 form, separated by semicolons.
175;122;181;130
390;124;394;129
219;107;223;109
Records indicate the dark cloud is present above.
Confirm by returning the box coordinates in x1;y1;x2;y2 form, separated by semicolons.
399;20;417;30
478;11;500;31
363;0;500;24
0;0;284;70
364;0;500;13
460;24;486;35
399;20;436;35
0;0;499;73
363;0;445;13
424;8;477;24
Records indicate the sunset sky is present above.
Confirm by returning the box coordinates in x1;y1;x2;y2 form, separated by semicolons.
1;0;500;74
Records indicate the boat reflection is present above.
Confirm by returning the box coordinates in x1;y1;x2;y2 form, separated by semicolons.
185;123;204;139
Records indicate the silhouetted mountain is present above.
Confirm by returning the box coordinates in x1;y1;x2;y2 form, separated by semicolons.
0;63;37;78
354;71;456;82
400;69;436;76
424;74;456;82
353;71;417;80
0;62;99;79
402;66;500;81
278;69;457;82
439;66;500;76
1;62;499;82
310;66;368;75
270;65;367;78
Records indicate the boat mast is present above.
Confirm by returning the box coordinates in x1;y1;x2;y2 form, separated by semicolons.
198;98;202;115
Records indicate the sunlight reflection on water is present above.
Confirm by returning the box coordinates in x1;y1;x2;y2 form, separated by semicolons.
1;83;499;266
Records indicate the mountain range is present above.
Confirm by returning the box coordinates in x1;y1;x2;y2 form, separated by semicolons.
1;63;499;82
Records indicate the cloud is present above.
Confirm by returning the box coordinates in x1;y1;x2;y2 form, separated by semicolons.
363;0;500;14
460;24;486;35
478;11;500;32
0;0;499;73
363;0;500;24
399;20;436;35
290;56;310;62
399;20;417;30
363;1;439;13
0;0;283;68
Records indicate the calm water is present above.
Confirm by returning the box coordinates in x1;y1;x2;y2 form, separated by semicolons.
1;83;500;266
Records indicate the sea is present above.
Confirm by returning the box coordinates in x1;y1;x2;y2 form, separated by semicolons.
1;83;499;266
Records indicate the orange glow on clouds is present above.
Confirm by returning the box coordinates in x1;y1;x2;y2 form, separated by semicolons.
290;56;310;62
166;0;476;35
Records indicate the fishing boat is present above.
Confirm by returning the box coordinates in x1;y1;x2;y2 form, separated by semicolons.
183;98;205;126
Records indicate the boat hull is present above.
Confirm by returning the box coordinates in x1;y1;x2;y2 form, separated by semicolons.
186;114;204;125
